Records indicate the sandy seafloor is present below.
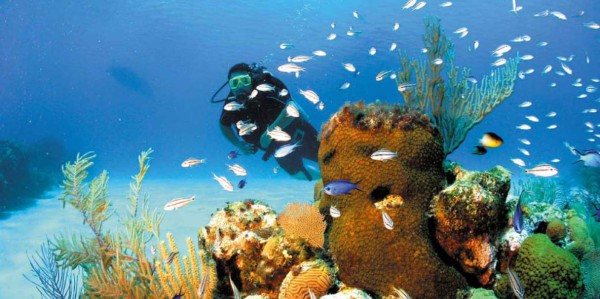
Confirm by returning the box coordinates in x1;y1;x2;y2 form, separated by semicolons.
0;178;315;298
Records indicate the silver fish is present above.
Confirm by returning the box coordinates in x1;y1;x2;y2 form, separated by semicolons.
511;158;526;167
440;1;452;7
166;251;179;265
376;70;392;81
371;149;398;161
402;0;417;9
492;58;507;67
521;54;534;60
229;275;241;299
248;89;258;99
516;124;531;130
277;63;305;77
286;103;300;118
339;82;351;90
299;89;320;104
393;22;400;31
583;22;600;29
560;62;572;75
525;115;539;122
526;164;558;177
547;124;558;129
394;287;412;299
274;142;301;158
279;43;295;50
547;111;557;117
279;89;289;97
369;47;377;55
518;139;531;145
507;268;525;299
227;164;247;176
267;126;291;142
238;123;257;136
224;101;245;111
550;11;567;20
342;63;357;73
330;205;341;218
164;196;195;211
492;44;511;57
256;83;275;92
287;55;313;63
181;158;206;168
197;274;208;297
541;65;552;74
212;173;234;191
518;101;532;108
390;42;397;51
518;148;530;156
312;50;327;57
308;288;317;299
398;83;416;92
327;33;337;40
433;58;443;65
382;211;394;230
412;1;426;10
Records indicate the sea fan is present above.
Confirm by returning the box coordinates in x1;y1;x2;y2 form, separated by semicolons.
278;202;327;248
24;239;83;299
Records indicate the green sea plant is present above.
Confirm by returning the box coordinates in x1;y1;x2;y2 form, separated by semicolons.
24;239;83;299
51;150;168;297
396;16;518;156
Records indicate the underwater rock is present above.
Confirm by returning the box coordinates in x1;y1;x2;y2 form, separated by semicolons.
565;211;595;259
514;234;583;299
431;164;511;286
199;200;317;298
278;259;335;299
317;102;467;298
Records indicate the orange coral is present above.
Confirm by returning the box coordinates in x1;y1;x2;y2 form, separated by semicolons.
278;260;334;299
317;101;467;298
278;203;326;248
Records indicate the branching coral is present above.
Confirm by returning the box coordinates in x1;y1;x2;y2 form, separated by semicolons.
50;150;170;298
25;239;83;299
396;16;518;155
155;233;217;298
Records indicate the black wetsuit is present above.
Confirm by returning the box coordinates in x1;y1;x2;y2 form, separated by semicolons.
220;72;319;180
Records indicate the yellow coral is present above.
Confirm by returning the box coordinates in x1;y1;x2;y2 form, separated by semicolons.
279;260;334;299
278;203;326;248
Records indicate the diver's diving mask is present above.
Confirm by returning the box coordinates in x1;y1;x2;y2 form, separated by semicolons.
229;74;252;90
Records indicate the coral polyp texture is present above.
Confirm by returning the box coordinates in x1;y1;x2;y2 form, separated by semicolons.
199;200;317;299
431;164;510;286
318;101;467;298
514;234;583;299
278;203;327;248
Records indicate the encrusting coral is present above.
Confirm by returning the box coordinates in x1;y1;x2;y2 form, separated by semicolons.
431;164;511;286
581;249;600;299
396;16;518;156
199;200;320;298
318;101;467;298
565;211;595;260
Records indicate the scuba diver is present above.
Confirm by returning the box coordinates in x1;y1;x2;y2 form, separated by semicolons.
211;62;320;181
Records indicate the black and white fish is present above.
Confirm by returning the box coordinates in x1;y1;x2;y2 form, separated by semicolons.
330;205;341;218
212;173;234;191
164;196;195;211
227;164;247;176
507;268;525;299
382;211;394;230
274;142;301;158
370;149;398;161
525;164;558;177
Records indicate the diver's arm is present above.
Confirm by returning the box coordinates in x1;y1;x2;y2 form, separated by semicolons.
220;123;256;154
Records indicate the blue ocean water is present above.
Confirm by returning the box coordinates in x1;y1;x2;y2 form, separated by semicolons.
1;0;598;181
0;0;599;296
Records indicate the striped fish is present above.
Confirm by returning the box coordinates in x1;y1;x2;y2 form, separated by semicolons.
229;274;241;299
197;274;208;297
370;149;398;161
165;251;179;265
382;211;394;230
213;173;234;191
308;288;317;299
507;268;525;299
286;103;300;118
330;205;341;218
394;287;412;299
267;126;291;142
227;164;247;176
163;195;195;211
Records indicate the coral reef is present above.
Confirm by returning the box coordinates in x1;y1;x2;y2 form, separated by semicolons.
318;101;467;298
278;203;327;248
278;259;335;299
396;17;518;155
456;288;498;299
199;200;318;298
513;234;583;299
0;139;64;218
431;164;511;286
565;211;595;259
581;249;600;299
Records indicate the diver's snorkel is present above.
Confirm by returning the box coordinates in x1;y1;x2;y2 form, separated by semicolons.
210;80;229;103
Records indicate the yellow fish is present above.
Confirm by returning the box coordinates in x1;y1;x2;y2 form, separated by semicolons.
480;132;504;148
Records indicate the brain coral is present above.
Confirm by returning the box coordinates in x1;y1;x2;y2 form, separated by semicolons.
317;101;467;298
278;259;335;299
514;234;583;299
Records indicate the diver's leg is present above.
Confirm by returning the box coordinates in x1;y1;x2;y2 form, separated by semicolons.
275;155;313;181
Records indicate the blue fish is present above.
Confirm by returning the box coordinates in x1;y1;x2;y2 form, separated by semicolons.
323;179;362;196
238;179;246;189
513;192;524;233
227;150;240;160
171;288;184;299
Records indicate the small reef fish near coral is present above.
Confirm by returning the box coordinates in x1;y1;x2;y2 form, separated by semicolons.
323;179;362;196
164;196;195;211
180;158;206;168
525;163;559;177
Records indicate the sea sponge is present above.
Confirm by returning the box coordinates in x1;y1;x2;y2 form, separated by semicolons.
317;102;467;298
514;234;583;299
545;218;567;244
431;165;510;286
278;259;335;299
